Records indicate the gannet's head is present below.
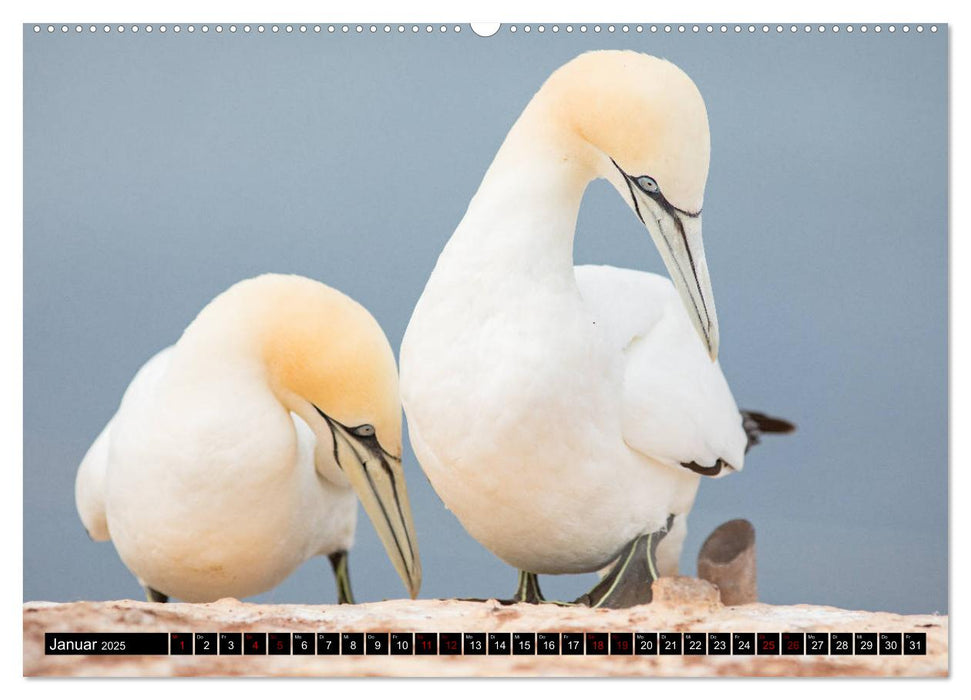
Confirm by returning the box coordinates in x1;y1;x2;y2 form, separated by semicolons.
229;274;421;598
539;50;718;359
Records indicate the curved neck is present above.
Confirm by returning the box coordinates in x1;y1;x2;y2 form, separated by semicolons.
161;289;287;412
444;104;598;282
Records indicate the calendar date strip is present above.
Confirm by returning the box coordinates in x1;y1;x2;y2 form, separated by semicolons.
45;631;927;656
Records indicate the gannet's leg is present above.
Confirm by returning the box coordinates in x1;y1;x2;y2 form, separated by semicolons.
144;587;168;604
329;550;355;605
512;570;545;603
575;515;675;609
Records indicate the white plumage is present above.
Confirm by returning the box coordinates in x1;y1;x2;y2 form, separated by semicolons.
76;347;358;602
400;51;769;591
575;265;746;475
76;274;420;603
402;257;745;577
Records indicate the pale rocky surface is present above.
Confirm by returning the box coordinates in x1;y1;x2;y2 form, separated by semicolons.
24;577;948;677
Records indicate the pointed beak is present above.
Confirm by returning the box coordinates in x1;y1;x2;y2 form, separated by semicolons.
609;159;719;360
325;419;422;599
649;211;719;360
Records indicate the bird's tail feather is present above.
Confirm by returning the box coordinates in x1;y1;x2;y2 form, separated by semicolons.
740;410;795;453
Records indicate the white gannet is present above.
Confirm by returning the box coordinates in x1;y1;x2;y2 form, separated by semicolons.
400;51;792;607
75;274;421;603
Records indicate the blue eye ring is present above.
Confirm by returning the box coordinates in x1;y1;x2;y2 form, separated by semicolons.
635;175;660;194
352;424;375;437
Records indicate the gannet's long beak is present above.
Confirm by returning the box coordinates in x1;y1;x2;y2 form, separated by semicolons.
322;416;422;598
646;211;719;361
610;158;719;360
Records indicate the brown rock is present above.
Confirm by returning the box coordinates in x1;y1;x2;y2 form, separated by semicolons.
698;518;758;605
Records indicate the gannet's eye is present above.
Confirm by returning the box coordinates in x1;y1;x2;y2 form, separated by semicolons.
352;424;375;438
635;175;660;194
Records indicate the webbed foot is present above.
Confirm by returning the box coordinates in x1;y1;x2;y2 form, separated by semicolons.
145;587;168;604
329;550;355;604
575;514;675;609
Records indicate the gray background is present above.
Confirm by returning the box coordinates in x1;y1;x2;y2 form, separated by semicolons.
24;24;947;614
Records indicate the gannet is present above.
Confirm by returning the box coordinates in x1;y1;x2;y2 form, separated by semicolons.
75;274;421;603
400;51;792;607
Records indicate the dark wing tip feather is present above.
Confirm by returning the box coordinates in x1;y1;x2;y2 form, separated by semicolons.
741;410;795;434
740;410;795;453
680;411;794;476
681;458;731;477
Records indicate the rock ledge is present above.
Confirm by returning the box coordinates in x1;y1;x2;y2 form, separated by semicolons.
24;578;948;677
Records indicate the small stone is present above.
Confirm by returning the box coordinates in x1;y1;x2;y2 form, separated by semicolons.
650;576;721;608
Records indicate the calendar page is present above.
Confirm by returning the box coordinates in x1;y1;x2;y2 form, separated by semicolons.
22;19;948;678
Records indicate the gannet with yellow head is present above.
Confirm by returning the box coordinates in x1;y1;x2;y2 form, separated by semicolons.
76;274;421;603
400;51;792;607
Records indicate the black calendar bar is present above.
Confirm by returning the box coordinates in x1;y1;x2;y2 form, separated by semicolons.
44;633;169;655
42;631;928;656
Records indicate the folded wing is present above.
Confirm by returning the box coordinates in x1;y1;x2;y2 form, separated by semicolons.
575;264;747;477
